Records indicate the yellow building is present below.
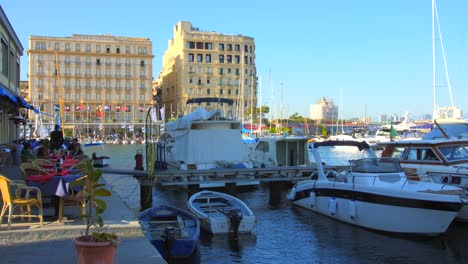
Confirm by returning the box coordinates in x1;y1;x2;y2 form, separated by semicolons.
27;34;154;137
157;21;257;120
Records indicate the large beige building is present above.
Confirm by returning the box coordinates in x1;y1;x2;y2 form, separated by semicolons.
310;97;338;121
157;21;257;119
28;34;153;136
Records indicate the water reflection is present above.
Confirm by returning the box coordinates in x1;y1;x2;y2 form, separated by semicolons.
89;145;468;264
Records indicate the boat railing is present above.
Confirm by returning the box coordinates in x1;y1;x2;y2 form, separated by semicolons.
322;168;467;192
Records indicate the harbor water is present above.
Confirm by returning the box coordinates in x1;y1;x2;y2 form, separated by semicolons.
84;144;468;264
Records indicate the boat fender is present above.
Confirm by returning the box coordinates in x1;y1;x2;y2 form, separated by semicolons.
308;191;316;208
287;187;297;201
348;200;356;220
329;197;337;215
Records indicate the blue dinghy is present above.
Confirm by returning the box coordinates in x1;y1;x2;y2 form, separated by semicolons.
138;205;200;259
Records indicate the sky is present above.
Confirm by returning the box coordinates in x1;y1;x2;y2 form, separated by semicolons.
2;0;467;121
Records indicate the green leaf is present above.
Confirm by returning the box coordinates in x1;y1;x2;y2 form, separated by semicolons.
94;189;111;197
94;199;107;211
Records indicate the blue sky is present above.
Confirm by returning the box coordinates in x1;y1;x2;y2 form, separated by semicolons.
2;0;467;120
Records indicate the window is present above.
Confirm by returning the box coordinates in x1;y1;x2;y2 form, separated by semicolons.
116;47;120;54
236;89;239;95
235;44;240;51
86;44;91;52
96;58;101;65
219;55;224;63
189;77;193;84
227;68;232;74
106;47;110;53
207;78;210;84
76;44;81;52
96;45;101;53
235;68;240;75
140;60;145;66
227;55;232;64
228;89;231;95
198;78;202;85
227;44;232;51
197;67;202;73
219;68;224;75
197;54;203;62
244;45;248;52
220;89;223;95
188;53;194;62
219;43;224;51
205;43;212;50
1;39;8;77
187;42;195;49
227;78;231;86
244;56;248;64
205;54;211;63
207;88;210;95
235;55;240;64
196;42;203;49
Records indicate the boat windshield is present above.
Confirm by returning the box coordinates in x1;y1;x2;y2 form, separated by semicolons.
350;158;403;173
316;145;372;166
438;144;468;162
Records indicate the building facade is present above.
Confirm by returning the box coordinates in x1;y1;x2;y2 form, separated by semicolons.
157;21;257;120
310;97;338;121
0;5;31;144
28;34;153;137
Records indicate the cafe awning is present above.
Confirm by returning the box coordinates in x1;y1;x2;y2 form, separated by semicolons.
0;83;39;114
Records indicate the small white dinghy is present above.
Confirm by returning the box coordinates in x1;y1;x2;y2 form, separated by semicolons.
187;190;256;234
92;152;110;167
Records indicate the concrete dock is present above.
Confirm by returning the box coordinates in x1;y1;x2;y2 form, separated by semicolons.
0;165;166;264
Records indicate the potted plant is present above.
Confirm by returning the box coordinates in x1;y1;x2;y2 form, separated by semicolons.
73;159;119;264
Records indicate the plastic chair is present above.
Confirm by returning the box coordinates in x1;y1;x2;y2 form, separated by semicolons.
58;175;87;223
0;175;43;229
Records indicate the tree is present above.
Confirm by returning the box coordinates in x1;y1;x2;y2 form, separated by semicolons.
245;106;270;122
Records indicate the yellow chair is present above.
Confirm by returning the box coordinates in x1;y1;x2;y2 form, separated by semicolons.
0;175;43;229
58;175;87;223
32;158;53;167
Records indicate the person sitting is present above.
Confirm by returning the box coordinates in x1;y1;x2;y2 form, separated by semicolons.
70;138;84;157
21;142;36;162
50;125;64;153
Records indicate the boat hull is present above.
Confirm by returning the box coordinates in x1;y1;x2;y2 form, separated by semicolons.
138;205;200;259
290;181;461;235
93;157;110;167
199;215;256;234
187;190;256;234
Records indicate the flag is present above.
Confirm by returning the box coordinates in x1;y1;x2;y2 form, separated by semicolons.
390;124;397;141
116;105;121;112
97;106;102;117
138;105;144;112
129;125;134;132
141;127;145;133
150;107;158;122
121;122;126;128
160;106;165;122
87;106;91;111
124;105;131;112
98;123;103;130
65;106;70;112
54;105;60;111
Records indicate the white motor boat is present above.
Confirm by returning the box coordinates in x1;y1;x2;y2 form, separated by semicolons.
187;190;256;234
287;140;464;235
157;98;257;188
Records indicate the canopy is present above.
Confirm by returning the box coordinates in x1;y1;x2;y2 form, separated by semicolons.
0;83;39;114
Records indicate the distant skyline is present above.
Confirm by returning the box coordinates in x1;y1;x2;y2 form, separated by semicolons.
2;0;467;120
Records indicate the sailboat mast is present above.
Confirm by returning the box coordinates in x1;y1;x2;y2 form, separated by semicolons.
258;76;262;135
432;0;437;118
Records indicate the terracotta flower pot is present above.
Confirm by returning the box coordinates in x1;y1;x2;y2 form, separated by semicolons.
74;236;119;264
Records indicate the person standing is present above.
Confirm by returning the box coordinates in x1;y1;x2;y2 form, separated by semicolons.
50;125;64;152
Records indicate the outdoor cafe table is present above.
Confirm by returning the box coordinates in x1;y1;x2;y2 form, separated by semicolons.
26;172;83;221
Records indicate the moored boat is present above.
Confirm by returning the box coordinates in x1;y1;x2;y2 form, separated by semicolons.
287;140;464;235
187;190;256;234
138;204;200;259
